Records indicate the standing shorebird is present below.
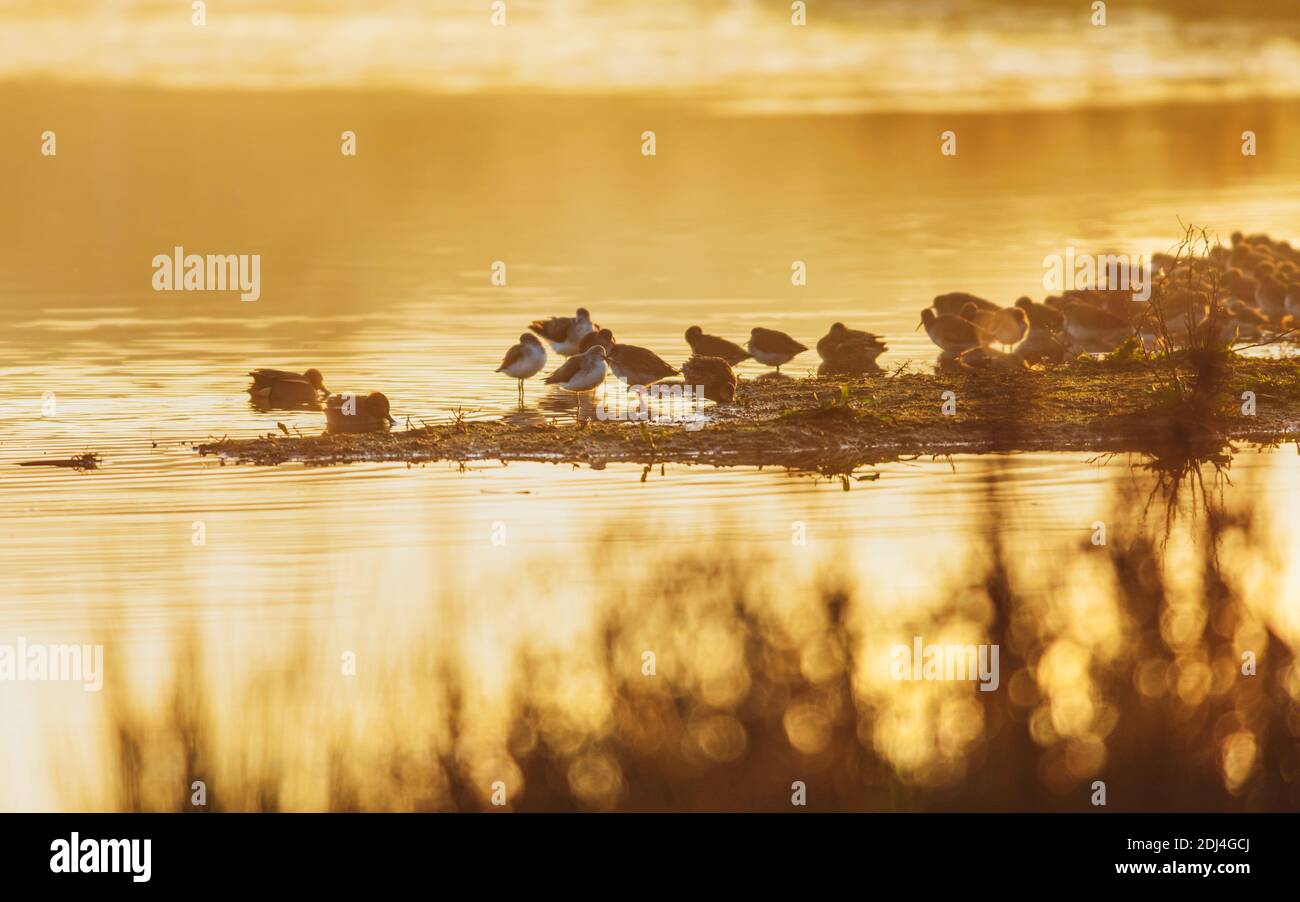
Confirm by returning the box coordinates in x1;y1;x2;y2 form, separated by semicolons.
529;307;596;356
746;328;807;374
495;333;547;405
324;391;396;433
545;345;609;399
247;367;329;408
957;302;1027;351
684;325;751;366
608;344;678;387
919;307;992;355
986;307;1029;350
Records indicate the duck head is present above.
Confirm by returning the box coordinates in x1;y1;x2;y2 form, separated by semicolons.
304;368;328;393
365;392;396;425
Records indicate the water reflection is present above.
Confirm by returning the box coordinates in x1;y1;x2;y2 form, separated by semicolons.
4;41;1300;816
5;0;1300;115
8;451;1295;812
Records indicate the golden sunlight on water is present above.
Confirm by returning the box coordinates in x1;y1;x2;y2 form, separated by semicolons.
2;2;1300;814
5;0;1300;113
3;449;1300;810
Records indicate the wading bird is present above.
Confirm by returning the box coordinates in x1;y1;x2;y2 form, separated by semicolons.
747;328;807;374
919;307;992;355
609;344;678;388
684;325;751;366
545;345;609;396
816;322;887;374
495;333;547;405
529;307;596;356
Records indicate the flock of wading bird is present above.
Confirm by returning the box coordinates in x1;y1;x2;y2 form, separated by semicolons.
247;231;1300;432
923;230;1300;367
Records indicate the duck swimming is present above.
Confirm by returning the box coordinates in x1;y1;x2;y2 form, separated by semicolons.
324;391;396;433
247;368;329;408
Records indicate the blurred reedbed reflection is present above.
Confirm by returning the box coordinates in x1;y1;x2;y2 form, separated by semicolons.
34;455;1300;812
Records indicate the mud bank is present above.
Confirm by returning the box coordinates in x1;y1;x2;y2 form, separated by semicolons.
196;359;1300;470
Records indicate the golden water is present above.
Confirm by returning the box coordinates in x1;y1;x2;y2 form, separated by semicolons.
2;2;1300;811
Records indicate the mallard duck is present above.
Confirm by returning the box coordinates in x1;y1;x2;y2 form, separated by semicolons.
247;368;328;408
324;391;396;433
